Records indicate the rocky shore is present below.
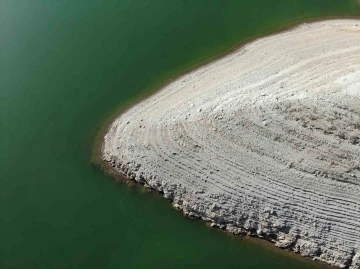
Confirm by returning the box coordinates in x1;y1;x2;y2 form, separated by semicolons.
103;20;360;268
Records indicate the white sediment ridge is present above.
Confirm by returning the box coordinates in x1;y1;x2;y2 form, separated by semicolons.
103;20;360;268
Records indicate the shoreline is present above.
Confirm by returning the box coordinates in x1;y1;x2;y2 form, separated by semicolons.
96;18;360;269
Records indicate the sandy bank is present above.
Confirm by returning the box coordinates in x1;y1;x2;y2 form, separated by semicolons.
103;20;360;268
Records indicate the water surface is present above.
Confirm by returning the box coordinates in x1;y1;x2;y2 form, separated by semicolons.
1;1;359;268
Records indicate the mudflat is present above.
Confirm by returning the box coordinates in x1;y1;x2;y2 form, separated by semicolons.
103;20;360;268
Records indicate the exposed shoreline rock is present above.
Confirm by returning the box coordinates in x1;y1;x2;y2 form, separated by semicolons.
103;20;360;268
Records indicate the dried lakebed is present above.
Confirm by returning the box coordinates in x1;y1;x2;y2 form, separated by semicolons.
103;20;360;268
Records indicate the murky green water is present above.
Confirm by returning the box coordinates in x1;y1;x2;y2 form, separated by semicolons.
1;1;359;268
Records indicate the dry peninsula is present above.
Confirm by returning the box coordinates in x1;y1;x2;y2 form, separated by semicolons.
103;20;360;268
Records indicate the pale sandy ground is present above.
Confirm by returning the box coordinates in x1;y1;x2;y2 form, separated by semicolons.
103;20;360;268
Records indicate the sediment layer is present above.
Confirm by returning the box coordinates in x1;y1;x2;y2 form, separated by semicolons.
103;20;360;268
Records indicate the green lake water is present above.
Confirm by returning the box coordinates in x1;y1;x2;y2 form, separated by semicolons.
1;1;359;268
